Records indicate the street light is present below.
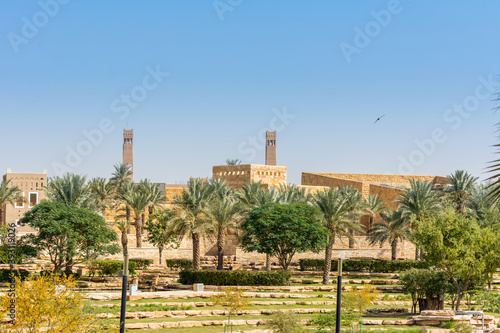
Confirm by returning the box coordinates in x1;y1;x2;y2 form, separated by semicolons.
336;258;343;333
119;254;129;333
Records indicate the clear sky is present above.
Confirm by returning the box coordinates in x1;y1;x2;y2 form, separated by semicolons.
1;1;499;184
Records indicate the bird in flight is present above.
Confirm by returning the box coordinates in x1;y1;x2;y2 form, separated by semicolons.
374;115;385;124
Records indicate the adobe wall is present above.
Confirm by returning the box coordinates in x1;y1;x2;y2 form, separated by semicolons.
213;164;287;189
302;173;364;193
315;173;445;187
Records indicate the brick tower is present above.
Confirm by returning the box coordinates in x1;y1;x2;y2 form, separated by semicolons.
265;131;276;166
123;129;134;180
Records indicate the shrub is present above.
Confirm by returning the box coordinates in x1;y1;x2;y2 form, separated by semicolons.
0;269;30;282
343;284;380;313
179;270;291;286
0;245;23;264
298;258;429;272
441;321;455;329
129;258;153;270
88;260;136;276
40;270;81;280
166;259;192;270
451;322;473;333
310;312;361;332
267;311;304;333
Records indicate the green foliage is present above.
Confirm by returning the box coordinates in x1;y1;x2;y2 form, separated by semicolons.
88;260;136;276
298;258;429;272
129;258;153;270
400;269;449;313
166;259;193;270
0;269;30;282
476;291;500;315
310;312;361;332
20;201;120;273
342;284;380;313
0;245;23;264
441;321;455;329
179;270;291;286
267;311;304;333
241;202;329;270
144;208;179;264
451;322;473;333
40;270;81;279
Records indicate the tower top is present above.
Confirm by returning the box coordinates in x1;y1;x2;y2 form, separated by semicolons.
265;131;276;166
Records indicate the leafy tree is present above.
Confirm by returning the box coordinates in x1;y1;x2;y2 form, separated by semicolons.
206;180;242;270
0;179;24;225
342;283;380;313
413;211;495;310
172;178;214;270
313;187;364;285
368;208;411;260
396;179;440;259
0;274;117;332
20;201;119;273
45;173;97;211
400;269;449;313
446;170;477;214
241;203;328;270
211;287;249;327
144;209;179;264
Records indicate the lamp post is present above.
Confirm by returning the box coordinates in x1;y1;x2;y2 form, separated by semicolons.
119;254;129;333
336;258;343;333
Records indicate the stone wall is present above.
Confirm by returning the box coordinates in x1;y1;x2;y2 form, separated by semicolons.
213;164;287;189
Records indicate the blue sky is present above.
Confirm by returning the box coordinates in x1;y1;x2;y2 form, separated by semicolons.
1;1;499;184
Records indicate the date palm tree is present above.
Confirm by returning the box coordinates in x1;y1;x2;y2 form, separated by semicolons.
368;208;410;260
0;179;24;225
226;159;242;165
207;179;242;270
277;184;311;205
313;187;364;285
237;181;263;209
396;179;440;260
122;189;151;248
445;170;477;214
172;178;214;270
89;177;115;217
364;194;388;230
116;219;131;255
45;173;96;210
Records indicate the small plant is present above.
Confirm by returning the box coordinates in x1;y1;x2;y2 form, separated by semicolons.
211;287;249;327
310;312;361;332
441;321;455;329
317;293;324;298
342;284;380;313
267;311;304;333
451;322;473;333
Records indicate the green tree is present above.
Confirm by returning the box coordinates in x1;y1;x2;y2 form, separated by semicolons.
364;194;388;230
241;203;328;270
88;177;115;217
313;187;364;285
413;211;493;310
46;173;97;211
368;208;411;260
396;179;440;260
446;170;477;214
206;180;242;270
144;209;178;264
122;190;151;248
172;178;214;270
211;287;249;327
116;219;130;256
225;159;242;165
277;184;311;205
20;201;119;273
0;179;24;225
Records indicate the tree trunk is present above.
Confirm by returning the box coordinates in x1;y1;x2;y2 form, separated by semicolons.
217;229;226;271
65;257;73;272
0;207;4;225
159;246;163;265
323;232;335;285
265;253;271;271
135;217;142;248
122;230;128;255
192;233;201;270
391;238;398;260
456;292;463;311
348;229;354;249
141;214;145;234
415;247;420;261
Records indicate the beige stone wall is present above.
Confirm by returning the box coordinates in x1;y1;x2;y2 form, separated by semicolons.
213;164;287;189
302;173;364;193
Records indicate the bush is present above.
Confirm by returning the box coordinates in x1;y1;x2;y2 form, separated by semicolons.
0;269;30;282
267;311;304;333
0;245;23;264
40;270;81;279
129;258;153;270
441;321;455;329
179;270;291;286
298;258;429;273
88;260;136;276
166;259;192;270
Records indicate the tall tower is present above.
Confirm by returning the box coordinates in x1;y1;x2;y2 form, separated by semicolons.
265;131;276;166
123;129;134;180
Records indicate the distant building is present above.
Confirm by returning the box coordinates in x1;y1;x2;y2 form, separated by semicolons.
265;130;276;166
2;169;47;233
123;129;134;180
213;164;287;189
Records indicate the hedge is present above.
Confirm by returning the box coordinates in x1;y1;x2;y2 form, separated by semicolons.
0;269;30;282
88;260;137;276
129;258;153;270
179;270;291;286
298;259;429;273
166;259;192;270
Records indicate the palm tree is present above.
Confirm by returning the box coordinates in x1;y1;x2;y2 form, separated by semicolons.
396;179;440;260
277;184;311;205
116;220;131;255
45;173;96;210
0;180;24;225
138;179;166;215
237;181;263;209
206;180;242;270
110;163;134;235
110;163;133;190
122;190;151;248
313;187;364;285
343;187;365;249
445;170;478;214
89;177;115;217
172;178;214;270
364;194;388;230
226;159;242;165
368;208;411;260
